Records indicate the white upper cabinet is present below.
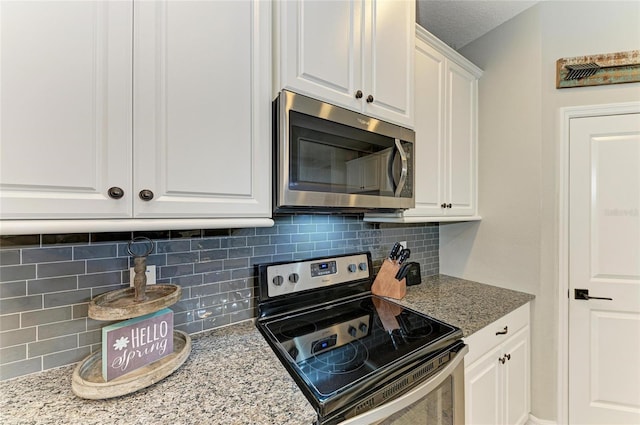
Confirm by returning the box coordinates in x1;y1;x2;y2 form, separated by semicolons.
274;0;415;128
133;0;271;219
0;1;272;230
365;25;481;223
0;1;133;219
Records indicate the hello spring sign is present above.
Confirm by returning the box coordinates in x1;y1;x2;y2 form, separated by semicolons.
102;308;174;381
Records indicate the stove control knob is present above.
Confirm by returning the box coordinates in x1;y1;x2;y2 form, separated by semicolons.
358;262;367;271
348;326;357;338
359;323;368;333
288;273;299;283
348;264;357;273
272;275;284;286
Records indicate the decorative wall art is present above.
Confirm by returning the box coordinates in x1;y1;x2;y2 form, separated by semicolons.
556;50;640;89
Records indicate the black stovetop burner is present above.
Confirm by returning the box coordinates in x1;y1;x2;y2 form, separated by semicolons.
255;252;462;424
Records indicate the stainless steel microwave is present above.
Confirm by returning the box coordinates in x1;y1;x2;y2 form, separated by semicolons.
274;90;415;213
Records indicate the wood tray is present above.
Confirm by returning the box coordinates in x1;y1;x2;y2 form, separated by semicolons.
88;284;182;321
371;259;406;300
71;330;191;400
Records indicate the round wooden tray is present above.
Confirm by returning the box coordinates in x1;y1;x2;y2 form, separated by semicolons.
88;285;182;321
71;330;191;400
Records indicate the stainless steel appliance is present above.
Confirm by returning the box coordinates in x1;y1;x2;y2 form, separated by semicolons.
256;253;467;425
273;90;415;212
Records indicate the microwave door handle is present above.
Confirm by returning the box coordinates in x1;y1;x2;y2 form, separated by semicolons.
393;139;408;197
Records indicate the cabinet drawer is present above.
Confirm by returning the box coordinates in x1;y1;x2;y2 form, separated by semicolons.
464;303;530;365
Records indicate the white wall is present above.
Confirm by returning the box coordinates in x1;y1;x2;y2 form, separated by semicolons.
443;1;640;421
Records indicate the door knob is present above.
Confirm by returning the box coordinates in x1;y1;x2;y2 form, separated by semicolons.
574;289;613;301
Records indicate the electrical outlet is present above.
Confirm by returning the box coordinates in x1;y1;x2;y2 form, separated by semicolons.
129;265;156;287
399;241;407;249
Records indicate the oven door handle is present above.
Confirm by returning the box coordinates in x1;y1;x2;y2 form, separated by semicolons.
339;344;469;425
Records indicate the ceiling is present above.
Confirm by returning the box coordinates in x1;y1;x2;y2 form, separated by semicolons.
416;0;539;50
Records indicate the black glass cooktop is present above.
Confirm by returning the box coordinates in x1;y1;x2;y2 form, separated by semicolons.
258;294;462;404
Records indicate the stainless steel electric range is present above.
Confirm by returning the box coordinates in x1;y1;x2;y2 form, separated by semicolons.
256;252;467;425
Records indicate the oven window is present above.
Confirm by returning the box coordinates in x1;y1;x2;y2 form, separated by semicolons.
289;111;399;196
378;376;454;425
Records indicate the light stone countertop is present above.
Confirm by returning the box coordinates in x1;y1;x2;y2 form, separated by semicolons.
0;275;534;425
0;321;317;425
392;275;535;337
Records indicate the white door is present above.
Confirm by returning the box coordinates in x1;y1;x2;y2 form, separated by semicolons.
278;0;362;111
362;0;414;127
405;36;445;217
0;1;132;219
444;61;477;217
503;326;530;425
465;346;502;425
569;113;640;424
133;0;271;218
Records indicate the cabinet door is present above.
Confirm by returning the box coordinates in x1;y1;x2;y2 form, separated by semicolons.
133;0;271;218
277;0;362;111
465;346;503;425
444;60;477;216
362;0;415;128
0;1;132;219
403;38;445;217
503;327;530;425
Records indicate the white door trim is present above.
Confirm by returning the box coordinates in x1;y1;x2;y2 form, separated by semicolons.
557;101;640;425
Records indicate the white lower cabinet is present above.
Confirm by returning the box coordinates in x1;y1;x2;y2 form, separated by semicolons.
0;0;272;231
464;303;530;425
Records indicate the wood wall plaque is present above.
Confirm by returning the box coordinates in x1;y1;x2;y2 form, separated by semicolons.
556;50;640;89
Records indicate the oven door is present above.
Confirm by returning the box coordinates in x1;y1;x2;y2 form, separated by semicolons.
339;344;468;425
